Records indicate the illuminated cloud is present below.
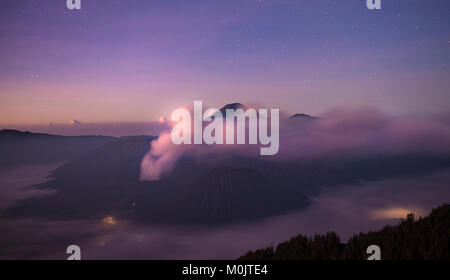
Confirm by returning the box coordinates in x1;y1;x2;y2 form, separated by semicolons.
68;120;83;126
157;116;167;124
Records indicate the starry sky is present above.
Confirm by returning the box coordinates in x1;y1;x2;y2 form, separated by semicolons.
0;0;449;125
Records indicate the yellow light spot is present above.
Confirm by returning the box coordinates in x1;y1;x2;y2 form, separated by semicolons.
102;216;117;225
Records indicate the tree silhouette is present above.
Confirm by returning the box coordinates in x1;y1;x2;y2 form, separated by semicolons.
239;204;450;260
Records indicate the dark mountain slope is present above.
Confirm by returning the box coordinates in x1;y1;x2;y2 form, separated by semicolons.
179;167;287;223
3;121;450;225
50;135;156;182
6;143;450;225
5;135;157;220
0;129;115;166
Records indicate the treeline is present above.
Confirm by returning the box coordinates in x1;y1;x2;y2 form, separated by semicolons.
239;204;450;260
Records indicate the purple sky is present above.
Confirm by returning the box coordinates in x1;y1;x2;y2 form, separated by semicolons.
1;0;449;126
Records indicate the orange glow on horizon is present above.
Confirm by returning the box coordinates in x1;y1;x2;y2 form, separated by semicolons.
370;207;426;220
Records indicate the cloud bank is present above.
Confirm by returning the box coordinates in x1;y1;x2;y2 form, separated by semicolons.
3;168;450;259
140;106;450;180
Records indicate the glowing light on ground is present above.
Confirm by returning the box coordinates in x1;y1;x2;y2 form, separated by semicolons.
102;216;118;225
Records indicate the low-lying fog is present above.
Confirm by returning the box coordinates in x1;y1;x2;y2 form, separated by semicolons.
1;163;449;259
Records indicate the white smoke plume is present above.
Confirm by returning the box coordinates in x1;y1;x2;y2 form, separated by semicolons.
140;105;450;181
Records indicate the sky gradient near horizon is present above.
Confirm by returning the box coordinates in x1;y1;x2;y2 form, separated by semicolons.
1;0;449;126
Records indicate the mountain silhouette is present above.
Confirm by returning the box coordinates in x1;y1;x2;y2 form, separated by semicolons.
3;120;450;224
219;103;247;115
0;129;115;166
289;113;315;119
